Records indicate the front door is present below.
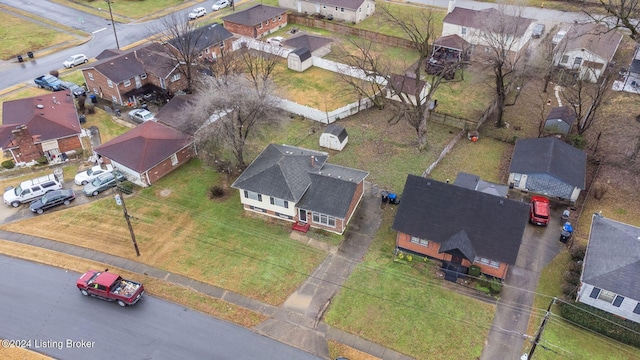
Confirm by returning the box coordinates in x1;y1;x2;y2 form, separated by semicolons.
299;209;307;223
135;76;142;88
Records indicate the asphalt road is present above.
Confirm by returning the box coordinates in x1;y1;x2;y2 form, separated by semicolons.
0;254;321;360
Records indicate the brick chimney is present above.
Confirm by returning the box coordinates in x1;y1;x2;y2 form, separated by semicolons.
311;155;315;167
11;125;41;163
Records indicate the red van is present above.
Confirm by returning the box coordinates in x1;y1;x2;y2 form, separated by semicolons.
529;196;550;226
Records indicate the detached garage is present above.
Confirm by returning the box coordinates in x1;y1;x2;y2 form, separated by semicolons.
320;124;348;151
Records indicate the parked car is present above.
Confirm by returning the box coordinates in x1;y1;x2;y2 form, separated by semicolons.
29;189;76;214
128;109;155;124
552;30;567;45
266;36;285;47
3;173;63;208
212;0;231;11
83;171;125;197
63;54;88;68
532;23;545;38
529;196;550;226
60;81;86;97
76;269;144;307
188;7;207;20
34;74;63;91
74;164;114;185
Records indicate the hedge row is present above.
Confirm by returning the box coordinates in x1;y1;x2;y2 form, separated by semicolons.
558;301;640;348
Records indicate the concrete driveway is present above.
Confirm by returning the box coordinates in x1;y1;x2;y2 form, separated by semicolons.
481;192;566;360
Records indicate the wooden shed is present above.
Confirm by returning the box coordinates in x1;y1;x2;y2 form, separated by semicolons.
287;47;312;72
320;124;348;151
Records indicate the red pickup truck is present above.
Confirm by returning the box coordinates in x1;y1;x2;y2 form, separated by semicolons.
76;269;144;307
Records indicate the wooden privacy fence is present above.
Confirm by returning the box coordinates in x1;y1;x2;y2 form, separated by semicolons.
430;111;477;131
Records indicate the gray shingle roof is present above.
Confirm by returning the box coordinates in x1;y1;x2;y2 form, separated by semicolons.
222;5;287;27
297;173;358;218
583;214;640;300
283;34;333;52
438;229;476;261
87;43;176;84
300;0;365;10
324;124;348;143
454;172;508;197
392;175;528;265
155;95;202;135
509;137;587;189
443;8;532;38
563;23;623;62
231;144;328;202
546;106;576;126
290;47;311;62
168;23;233;54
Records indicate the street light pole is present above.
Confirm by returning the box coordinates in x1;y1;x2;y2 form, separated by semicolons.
105;0;120;49
114;184;140;257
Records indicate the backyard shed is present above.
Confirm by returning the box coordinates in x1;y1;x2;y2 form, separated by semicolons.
288;47;312;72
544;106;576;135
320;124;348;151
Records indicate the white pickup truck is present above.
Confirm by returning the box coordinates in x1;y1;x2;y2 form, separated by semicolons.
3;174;63;208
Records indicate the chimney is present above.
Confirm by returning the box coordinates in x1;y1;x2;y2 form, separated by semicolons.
447;0;456;14
11;125;41;163
311;156;315;166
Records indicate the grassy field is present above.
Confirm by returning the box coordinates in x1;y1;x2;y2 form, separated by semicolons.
50;0;187;21
354;3;447;40
0;5;79;60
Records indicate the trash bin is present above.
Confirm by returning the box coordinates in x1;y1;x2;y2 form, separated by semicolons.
141;103;149;110
79;115;86;124
381;191;389;203
89;94;97;104
27;51;34;59
17;55;23;62
388;193;397;205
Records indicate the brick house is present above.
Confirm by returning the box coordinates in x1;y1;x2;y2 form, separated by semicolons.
222;5;288;38
82;43;188;106
0;92;83;164
166;23;235;63
231;144;368;234
94;121;194;187
392;175;528;280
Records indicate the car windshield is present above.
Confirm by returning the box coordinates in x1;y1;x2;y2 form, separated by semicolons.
65;56;75;62
86;168;94;176
13;186;22;195
142;113;154;120
91;177;102;186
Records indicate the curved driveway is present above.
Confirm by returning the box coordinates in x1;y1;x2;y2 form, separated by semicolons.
0;254;321;360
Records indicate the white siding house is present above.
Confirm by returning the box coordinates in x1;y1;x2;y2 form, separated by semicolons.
279;0;375;23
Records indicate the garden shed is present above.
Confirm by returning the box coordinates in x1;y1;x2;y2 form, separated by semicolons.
543;106;576;135
287;47;312;72
320;124;348;151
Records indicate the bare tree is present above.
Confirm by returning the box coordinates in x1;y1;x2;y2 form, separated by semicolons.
336;6;466;151
189;50;281;167
560;67;613;135
585;0;640;41
474;6;531;128
153;14;223;92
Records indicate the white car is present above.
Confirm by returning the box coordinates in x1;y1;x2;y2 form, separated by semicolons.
552;30;567;45
74;164;114;186
128;109;155;124
63;54;88;68
212;0;231;11
188;7;207;20
266;36;285;47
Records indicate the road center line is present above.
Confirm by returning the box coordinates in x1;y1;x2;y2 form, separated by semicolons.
92;28;107;34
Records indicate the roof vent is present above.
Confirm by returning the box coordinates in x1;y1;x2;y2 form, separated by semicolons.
499;200;504;205
125;57;128;60
36;104;44;109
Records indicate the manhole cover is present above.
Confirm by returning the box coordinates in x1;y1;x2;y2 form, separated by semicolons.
159;189;171;197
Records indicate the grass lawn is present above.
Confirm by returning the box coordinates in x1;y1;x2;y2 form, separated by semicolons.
272;61;360;111
428;137;509;183
324;208;495;359
433;65;495;121
0;5;79;60
82;108;132;145
354;3;447;40
59;70;85;85
49;0;187;21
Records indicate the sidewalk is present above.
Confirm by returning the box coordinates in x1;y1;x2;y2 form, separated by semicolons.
0;182;412;360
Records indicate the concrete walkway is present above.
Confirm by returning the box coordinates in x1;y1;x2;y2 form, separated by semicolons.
0;182;411;360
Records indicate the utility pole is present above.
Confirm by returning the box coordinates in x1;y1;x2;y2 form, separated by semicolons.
115;185;140;256
527;297;556;359
105;0;120;49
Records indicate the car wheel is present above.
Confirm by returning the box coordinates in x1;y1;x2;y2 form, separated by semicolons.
11;201;20;208
36;209;43;214
117;300;126;307
81;180;88;185
80;289;89;296
64;200;70;205
83;59;88;64
92;190;99;196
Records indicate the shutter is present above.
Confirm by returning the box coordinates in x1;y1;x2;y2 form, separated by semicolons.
284;201;288;209
270;197;274;205
634;303;640;315
613;296;624;307
244;190;248;198
258;194;262;201
589;287;601;299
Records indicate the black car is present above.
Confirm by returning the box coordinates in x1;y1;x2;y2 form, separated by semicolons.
60;81;86;97
532;23;545;38
29;189;76;214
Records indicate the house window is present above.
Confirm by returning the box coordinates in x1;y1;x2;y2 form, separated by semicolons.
359;8;362;12
111;95;117;103
278;15;282;20
573;57;583;66
612;295;624;307
634;303;640;314
249;205;266;213
341;7;345;12
589;287;601;298
199;52;203;58
170;153;178;166
265;19;269;25
87;72;94;81
474;256;500;269
244;190;262;202
259;23;263;29
312;213;336;227
92;88;98;94
560;55;569;64
270;197;289;208
461;27;467;35
171;73;181;82
141;73;147;80
124;80;131;87
219;41;224;48
205;48;210;54
597;289;616;303
410;236;428;247
323;5;326;8
107;79;113;88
